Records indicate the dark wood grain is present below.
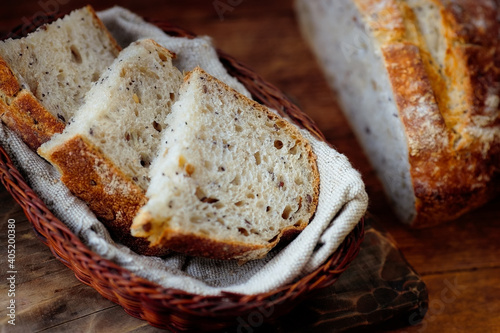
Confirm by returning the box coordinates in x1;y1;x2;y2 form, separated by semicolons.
1;0;499;332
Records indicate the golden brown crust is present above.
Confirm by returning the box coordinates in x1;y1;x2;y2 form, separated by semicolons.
138;217;267;261
146;39;176;59
355;0;500;227
39;135;169;256
0;56;20;97
435;0;500;131
383;43;499;227
1;90;65;150
133;213;309;261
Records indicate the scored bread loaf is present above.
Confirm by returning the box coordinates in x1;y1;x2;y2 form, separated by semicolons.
296;0;500;227
131;67;319;261
0;5;121;150
38;39;183;255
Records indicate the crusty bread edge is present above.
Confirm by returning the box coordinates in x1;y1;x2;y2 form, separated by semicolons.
0;53;65;150
133;212;310;261
132;67;320;260
38;135;170;256
0;56;19;97
134;211;269;261
1;90;66;150
385;43;500;227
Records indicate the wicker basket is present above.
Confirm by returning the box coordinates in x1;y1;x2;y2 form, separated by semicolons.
0;12;365;332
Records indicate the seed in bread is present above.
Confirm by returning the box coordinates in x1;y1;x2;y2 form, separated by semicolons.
132;67;320;261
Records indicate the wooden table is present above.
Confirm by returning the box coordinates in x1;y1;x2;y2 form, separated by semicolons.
1;1;499;332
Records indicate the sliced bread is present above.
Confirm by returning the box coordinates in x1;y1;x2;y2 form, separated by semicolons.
0;5;121;150
131;67;320;261
38;39;183;255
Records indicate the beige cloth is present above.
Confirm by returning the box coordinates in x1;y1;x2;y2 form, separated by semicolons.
0;7;368;296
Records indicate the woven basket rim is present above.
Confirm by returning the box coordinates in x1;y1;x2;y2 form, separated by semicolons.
0;10;365;332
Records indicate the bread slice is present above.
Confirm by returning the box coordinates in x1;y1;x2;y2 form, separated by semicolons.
38;39;183;255
132;67;320;261
0;5;121;150
296;0;500;227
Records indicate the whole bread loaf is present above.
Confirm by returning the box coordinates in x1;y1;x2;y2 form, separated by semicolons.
39;39;183;255
132;67;319;261
296;0;500;227
0;5;121;150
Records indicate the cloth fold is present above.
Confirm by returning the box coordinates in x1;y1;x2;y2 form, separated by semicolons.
0;6;368;296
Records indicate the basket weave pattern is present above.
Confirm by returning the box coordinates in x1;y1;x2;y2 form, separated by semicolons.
0;13;364;332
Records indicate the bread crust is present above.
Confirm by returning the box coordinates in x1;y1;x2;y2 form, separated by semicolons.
1;90;66;150
132;67;320;260
0;56;19;97
0;5;121;151
354;0;500;227
38;136;169;256
0;54;65;150
134;212;267;261
133;212;310;261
